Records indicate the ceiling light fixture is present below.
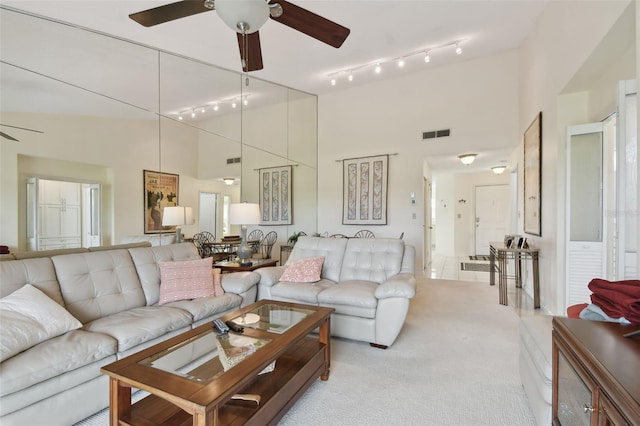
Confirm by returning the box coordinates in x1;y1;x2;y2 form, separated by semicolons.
327;39;467;86
172;93;252;120
491;165;507;174
458;153;477;165
223;177;236;185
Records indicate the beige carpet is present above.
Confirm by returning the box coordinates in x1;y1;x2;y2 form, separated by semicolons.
76;278;535;425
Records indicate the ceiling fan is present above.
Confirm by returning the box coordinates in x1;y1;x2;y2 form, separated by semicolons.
0;124;44;142
129;0;350;72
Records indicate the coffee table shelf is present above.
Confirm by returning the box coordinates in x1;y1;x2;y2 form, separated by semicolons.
102;301;333;426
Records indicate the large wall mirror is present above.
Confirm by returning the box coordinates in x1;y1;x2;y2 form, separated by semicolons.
0;7;317;252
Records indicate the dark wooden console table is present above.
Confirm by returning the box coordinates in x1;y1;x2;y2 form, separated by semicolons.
489;242;540;308
552;317;640;425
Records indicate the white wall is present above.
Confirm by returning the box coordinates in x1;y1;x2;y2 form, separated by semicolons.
517;0;634;314
318;50;520;272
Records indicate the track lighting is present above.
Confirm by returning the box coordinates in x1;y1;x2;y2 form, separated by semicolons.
191;110;196;118
213;104;219;111
231;102;237;108
173;93;251;120
243;98;248;106
327;39;466;85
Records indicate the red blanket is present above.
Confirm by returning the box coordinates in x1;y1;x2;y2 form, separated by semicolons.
588;279;640;324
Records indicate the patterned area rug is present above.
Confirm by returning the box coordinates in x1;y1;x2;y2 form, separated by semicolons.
469;255;491;261
461;262;494;272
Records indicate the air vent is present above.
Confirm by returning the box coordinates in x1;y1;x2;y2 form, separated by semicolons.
226;157;241;164
422;129;451;140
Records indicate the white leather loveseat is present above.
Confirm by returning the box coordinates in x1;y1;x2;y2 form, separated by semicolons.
255;236;416;348
0;242;259;425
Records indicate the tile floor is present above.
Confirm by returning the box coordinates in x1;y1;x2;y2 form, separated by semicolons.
429;254;547;316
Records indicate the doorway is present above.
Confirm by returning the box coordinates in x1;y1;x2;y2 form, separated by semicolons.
475;185;509;255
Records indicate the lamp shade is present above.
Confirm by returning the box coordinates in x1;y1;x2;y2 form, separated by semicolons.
162;206;194;226
458;153;477;165
229;203;260;225
215;0;269;34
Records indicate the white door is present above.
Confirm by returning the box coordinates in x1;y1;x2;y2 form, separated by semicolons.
423;177;432;271
566;122;607;308
616;80;637;279
199;192;218;236
475;185;509;255
83;184;101;247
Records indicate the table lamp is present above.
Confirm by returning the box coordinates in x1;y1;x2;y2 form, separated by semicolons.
229;202;260;266
162;206;194;243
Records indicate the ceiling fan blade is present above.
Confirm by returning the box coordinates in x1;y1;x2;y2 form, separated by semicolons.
0;124;44;134
237;32;264;72
129;0;213;27
269;0;350;48
0;132;19;141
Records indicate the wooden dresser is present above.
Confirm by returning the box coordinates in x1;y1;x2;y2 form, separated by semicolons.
552;317;640;425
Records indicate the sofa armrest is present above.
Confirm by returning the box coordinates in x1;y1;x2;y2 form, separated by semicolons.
221;271;260;294
255;266;287;287
375;273;416;299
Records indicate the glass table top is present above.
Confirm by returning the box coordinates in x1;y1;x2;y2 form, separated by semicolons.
138;328;271;383
230;303;316;334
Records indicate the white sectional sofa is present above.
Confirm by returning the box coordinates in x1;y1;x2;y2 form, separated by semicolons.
0;242;259;425
255;236;416;348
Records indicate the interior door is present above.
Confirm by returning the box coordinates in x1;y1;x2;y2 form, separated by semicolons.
199;192;219;237
616;80;637;279
566;122;606;308
475;185;509;255
424;177;432;271
83;184;101;247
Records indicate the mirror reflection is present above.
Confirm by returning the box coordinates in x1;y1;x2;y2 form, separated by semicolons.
1;7;317;255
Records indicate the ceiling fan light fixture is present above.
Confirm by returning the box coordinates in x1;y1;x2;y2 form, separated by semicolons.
215;0;269;34
458;153;477;165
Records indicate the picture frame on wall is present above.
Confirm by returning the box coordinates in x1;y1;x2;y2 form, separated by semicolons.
342;154;388;225
259;165;292;225
143;170;179;234
524;112;542;236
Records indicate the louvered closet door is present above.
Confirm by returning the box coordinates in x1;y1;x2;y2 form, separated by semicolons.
566;123;606;308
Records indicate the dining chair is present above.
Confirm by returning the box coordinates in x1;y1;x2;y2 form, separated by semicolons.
247;229;264;254
256;231;277;259
353;230;375;238
193;231;215;258
329;233;348;238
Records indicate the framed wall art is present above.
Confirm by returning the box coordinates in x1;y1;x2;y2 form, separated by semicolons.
259;165;292;225
143;170;179;234
523;112;542;236
342;154;388;225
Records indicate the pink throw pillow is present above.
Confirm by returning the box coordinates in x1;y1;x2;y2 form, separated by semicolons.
158;257;215;305
212;268;224;297
280;256;325;283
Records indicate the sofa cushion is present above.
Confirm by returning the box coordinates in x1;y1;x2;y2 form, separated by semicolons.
165;293;242;322
84;306;192;353
317;280;378;318
0;258;64;304
286;237;347;282
280;256;324;283
129;243;202;305
158;257;215;305
0;329;116;397
52;250;147;324
1;284;82;362
270;279;335;304
340;238;404;283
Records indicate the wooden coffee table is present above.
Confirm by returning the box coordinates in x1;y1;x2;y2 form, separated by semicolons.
214;258;278;272
101;300;333;425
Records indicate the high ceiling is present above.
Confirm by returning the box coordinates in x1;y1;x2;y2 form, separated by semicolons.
2;0;547;95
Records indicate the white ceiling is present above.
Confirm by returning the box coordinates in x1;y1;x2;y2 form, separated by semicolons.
2;0;547;96
1;0;549;172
